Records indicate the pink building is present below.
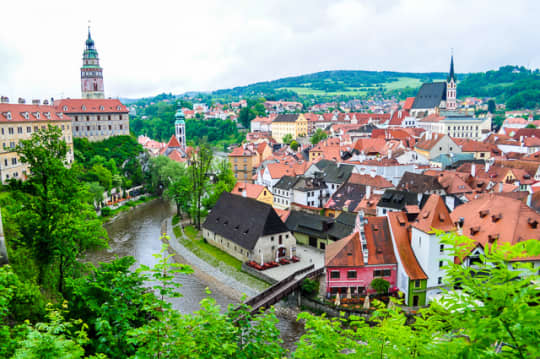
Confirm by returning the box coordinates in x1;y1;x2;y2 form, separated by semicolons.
325;217;397;295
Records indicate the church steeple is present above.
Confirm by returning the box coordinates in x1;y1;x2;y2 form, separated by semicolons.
448;54;456;82
81;24;105;99
446;53;457;111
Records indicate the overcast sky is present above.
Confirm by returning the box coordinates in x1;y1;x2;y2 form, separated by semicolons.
1;0;539;101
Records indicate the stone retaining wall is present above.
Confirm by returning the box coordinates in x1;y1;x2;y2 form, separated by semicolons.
241;262;279;285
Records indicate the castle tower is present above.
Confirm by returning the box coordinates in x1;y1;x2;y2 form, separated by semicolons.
446;54;457;111
175;109;186;149
81;26;105;99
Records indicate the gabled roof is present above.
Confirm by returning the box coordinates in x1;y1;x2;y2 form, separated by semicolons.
202;192;288;250
451;194;540;250
325;232;364;267
274;175;299;190
378;190;419;210
415;133;446;151
0;103;69;123
167;134;182;148
324;183;366;212
397;172;444;193
411;82;447;109
231;182;266;199
272;114;299;123
364;217;397;266
313;159;354;184
286;210;354;241
412;194;454;233
387;212;427;280
348;173;394;189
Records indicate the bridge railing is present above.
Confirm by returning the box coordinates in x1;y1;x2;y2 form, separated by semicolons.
243;264;315;308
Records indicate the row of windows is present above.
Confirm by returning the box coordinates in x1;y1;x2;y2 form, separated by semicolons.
330;269;392;279
73;115;126;121
0;124;69;136
275;197;289;205
74;125;123;131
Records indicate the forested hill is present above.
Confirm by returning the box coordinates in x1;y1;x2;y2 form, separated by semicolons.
212;70;452;100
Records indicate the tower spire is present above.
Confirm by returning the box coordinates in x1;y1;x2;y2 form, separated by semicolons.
448;50;455;82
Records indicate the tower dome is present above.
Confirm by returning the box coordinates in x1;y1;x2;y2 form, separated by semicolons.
175;108;185;124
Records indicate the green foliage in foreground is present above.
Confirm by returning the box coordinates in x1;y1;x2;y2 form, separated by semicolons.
1;232;538;358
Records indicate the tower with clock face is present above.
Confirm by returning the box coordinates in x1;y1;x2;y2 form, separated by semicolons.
81;27;105;99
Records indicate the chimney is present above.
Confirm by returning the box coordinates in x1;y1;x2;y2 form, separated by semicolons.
242;189;247;198
0;96;8;104
520;136;523;143
388;150;392;159
499;182;503;192
32;99;40;105
471;163;476;177
366;185;371;200
485;160;490;173
527;193;532;207
18;97;25;104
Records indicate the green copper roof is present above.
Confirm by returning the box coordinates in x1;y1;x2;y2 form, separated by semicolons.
175;119;185;125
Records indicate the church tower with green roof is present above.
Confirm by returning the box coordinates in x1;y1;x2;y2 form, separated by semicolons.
81;26;105;99
175;108;186;149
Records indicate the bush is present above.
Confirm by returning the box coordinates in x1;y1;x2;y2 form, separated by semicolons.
100;207;112;217
371;278;389;294
301;278;319;297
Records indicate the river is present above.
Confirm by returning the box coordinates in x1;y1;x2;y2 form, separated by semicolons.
85;198;304;351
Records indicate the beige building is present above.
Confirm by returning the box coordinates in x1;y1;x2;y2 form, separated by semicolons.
54;99;129;142
0;100;74;183
271;114;308;143
417;113;491;141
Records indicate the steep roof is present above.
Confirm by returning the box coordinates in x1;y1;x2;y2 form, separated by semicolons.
167;135;182;148
324;183;366;212
325;232;364;267
387;212;427;280
314;159;354;184
202;192;288;250
411;82;447;109
414;133;446;151
274;175;299;190
413;194;454;233
286;210;353;241
397;172;444;193
231;182;266;199
364;217;397;265
378;190;419;210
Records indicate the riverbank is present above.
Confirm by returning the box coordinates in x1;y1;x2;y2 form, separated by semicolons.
101;194;158;224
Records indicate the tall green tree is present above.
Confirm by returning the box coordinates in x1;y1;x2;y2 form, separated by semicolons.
12;125;107;293
189;143;213;229
310;129;328;145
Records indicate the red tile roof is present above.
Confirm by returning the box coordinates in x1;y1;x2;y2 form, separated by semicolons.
54;98;128;113
348;173;394;189
0;103;69;122
325;232;364;267
413;194;454;233
387;212;427;280
167;135;182;148
231;182;266;199
451;194;540;250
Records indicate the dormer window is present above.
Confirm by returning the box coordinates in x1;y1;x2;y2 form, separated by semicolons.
117;105;121;111
528;218;538;229
479;209;489;218
22;112;29;120
81;105;86;111
99;105;104;111
63;105;68;111
34;112;40;119
44;112;51;119
6;112;11;120
491;213;502;222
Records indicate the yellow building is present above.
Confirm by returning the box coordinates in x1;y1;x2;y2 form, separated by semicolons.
228;146;257;183
0;100;74;183
231;182;274;205
271;114;308;143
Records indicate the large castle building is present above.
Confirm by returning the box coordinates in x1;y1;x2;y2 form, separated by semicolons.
54;27;130;142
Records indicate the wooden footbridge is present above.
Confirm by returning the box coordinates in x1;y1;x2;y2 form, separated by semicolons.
238;265;324;315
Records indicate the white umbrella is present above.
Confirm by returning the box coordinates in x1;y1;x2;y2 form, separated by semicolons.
363;295;370;309
335;292;341;306
346;286;352;299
